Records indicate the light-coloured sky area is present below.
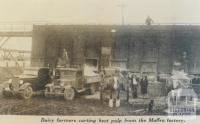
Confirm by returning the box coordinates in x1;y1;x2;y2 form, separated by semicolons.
0;0;200;50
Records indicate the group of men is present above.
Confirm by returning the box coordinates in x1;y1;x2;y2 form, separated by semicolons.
101;69;149;102
115;71;149;100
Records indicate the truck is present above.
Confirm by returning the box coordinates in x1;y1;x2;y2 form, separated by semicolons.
44;67;101;100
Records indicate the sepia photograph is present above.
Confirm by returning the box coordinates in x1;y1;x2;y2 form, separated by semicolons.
0;0;200;123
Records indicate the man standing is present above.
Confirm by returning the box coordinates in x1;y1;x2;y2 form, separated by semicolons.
145;16;154;25
62;48;70;67
127;72;132;102
131;74;138;98
140;75;149;98
109;70;120;107
99;70;105;102
57;48;70;67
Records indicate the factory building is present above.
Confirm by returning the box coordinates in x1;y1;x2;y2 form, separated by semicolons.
31;25;200;77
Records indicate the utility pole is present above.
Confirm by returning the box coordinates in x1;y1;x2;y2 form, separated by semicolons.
118;4;127;25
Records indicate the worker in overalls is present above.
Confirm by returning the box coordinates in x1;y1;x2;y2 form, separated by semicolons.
109;70;120;107
131;74;138;98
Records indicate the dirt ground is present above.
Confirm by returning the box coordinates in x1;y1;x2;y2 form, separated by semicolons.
0;90;168;116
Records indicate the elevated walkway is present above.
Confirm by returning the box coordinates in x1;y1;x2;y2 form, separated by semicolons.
0;31;32;37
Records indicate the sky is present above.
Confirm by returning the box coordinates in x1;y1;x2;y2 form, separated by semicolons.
0;0;200;50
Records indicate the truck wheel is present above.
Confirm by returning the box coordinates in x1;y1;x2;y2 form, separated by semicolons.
20;86;33;99
64;88;75;100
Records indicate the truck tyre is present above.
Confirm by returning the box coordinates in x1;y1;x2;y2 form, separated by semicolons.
64;87;75;100
20;86;33;99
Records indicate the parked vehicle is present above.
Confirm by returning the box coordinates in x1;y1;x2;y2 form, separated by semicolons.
44;67;101;100
2;67;50;99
